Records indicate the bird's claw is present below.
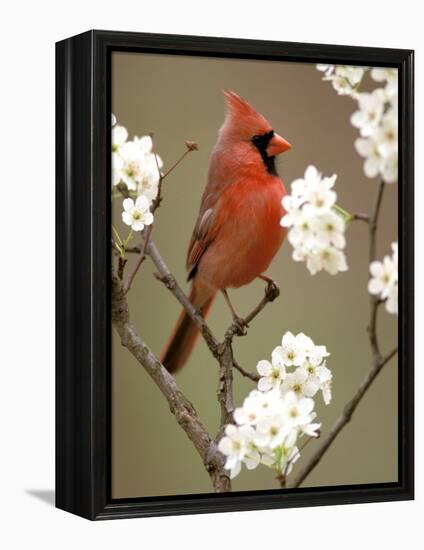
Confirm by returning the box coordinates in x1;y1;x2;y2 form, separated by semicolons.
265;280;280;302
232;315;249;336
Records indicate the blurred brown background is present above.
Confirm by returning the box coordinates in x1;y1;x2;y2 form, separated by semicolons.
111;53;398;498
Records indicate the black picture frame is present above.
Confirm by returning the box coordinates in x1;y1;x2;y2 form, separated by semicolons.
56;29;414;521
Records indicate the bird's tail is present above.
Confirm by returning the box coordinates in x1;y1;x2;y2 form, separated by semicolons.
161;280;216;374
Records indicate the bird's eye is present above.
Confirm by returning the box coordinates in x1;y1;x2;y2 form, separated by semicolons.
251;130;274;148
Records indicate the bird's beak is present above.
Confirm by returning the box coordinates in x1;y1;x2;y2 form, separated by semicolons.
267;133;292;156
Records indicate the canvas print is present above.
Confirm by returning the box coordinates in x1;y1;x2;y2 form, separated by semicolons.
111;53;398;499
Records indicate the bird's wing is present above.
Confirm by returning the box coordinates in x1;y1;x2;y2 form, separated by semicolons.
186;149;235;279
186;206;218;279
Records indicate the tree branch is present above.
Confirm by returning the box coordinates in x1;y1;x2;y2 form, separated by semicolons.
111;270;230;492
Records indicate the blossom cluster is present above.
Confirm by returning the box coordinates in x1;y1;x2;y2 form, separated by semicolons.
281;165;348;275
317;64;366;96
317;65;398;184
112;114;162;232
368;242;398;315
218;332;333;479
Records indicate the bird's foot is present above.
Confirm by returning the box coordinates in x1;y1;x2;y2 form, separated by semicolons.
231;315;249;337
265;279;280;302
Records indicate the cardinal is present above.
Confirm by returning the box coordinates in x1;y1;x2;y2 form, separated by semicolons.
161;90;291;373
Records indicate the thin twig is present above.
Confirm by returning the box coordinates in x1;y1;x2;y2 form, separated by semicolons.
124;245;142;254
150;137;164;212
368;180;386;360
232;360;260;382
161;141;198;180
244;283;280;326
352;212;370;223
369;180;386;262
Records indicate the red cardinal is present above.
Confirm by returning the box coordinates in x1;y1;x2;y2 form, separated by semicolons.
162;91;291;373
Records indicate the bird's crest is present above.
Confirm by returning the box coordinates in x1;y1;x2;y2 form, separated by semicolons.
222;90;272;138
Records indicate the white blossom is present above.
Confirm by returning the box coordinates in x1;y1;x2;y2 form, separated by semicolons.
218;424;253;479
301;421;321;438
281;368;320;398
381;152;398;184
281;166;347;276
234;390;272;426
119;140;160;194
318;64;366;96
279;332;309;367
287;210;316;249
386;282;398;315
111;116;164;199
306;245;348;276
352;87;398;184
355;135;384;179
256;348;287;391
278;434;301;475
368;242;398;315
351;90;385;137
316;64;398;185
302;175;337;217
375;110;398;158
330;66;365;96
316;64;334;77
285;165;322;204
310;211;346;249
219;332;333;480
281;391;316;430
392;241;398;265
254;413;290;449
112;125;128;152
370;68;398;99
280;195;304;228
368;257;396;298
316;364;333;405
308;345;330;367
370;68;397;83
234;389;283;427
121;196;154;232
112;124;128;186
